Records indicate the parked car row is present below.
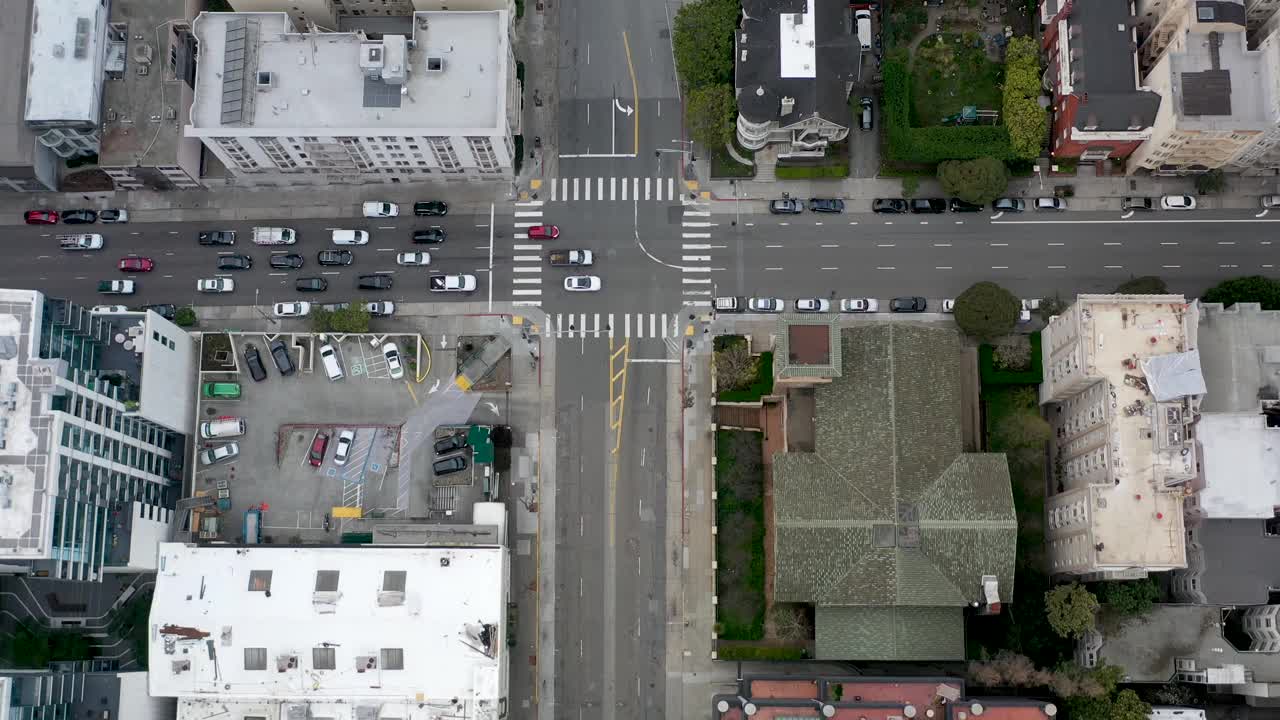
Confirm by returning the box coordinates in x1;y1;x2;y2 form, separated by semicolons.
765;195;1210;215
24;208;128;225
714;296;1042;316
431;429;470;477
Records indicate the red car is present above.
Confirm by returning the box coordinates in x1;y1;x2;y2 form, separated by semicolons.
24;210;58;225
528;224;559;240
117;257;155;272
309;432;330;467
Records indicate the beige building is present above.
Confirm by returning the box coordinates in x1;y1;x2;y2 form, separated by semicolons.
1128;4;1271;174
1039;295;1203;579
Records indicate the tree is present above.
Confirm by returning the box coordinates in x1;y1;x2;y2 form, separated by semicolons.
1095;578;1159;617
329;306;371;333
1066;696;1113;720
1045;583;1099;639
953;280;1020;340
716;343;757;390
174;306;197;327
938;157;1009;205
901;176;920;198
672;0;739;89
1111;690;1152;720
1152;682;1198;706
1203;275;1280;310
309;308;333;333
1002;36;1048;160
1114;276;1168;295
996;412;1052;450
687;83;737;150
1194;168;1226;195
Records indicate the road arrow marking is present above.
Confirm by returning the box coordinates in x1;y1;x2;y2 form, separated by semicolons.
614;98;634;116
990;212;1004;220
440;335;447;349
1121;211;1134;219
484;401;501;416
429;379;440;394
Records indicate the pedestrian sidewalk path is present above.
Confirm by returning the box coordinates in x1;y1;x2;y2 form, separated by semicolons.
541;176;685;202
679;197;715;308
508;199;547;307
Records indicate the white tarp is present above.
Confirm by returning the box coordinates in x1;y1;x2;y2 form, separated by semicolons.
1141;350;1207;401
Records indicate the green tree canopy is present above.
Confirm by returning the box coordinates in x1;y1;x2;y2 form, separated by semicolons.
1111;690;1153;720
1203;275;1280;310
687;83;738;150
1065;696;1112;720
1002;36;1048;160
937;157;1009;205
174;306;197;327
996;412;1052;450
953;280;1020;340
1045;583;1100;639
1114;276;1168;295
672;0;739;89
1194;168;1226;194
1095;578;1159;617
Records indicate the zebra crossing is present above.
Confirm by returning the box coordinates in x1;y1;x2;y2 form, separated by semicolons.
539;312;683;340
510;199;547;307
546;176;685;203
680;198;714;308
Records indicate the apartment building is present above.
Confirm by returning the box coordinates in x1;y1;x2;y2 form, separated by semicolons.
149;541;510;720
1225;26;1280;173
97;0;204;190
1039;295;1203;579
0;668;172;720
0;290;193;582
224;0;513;32
1137;0;1249;70
1039;0;1162;161
25;0;108;162
186;9;519;186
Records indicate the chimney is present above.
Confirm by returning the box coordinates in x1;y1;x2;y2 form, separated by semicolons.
780;96;795;115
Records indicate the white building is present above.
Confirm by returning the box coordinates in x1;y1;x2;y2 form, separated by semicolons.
0;291;194;582
1039;295;1203;579
149;542;511;720
25;0;107;160
186;10;519;186
222;0;513;32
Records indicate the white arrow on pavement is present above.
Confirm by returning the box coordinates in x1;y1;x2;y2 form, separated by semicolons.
484;401;500;416
614;98;634;116
1121;210;1134;219
428;378;440;394
440;334;447;349
990;212;1004;220
1257;209;1270;218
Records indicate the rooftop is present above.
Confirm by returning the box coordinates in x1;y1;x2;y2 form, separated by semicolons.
1188;518;1280;605
1168;29;1268;126
26;0;105;124
149;543;508;720
736;0;859;126
0;1;36;166
771;324;1016;660
1088;605;1280;683
189;10;508;134
1196;412;1279;518
1197;302;1280;413
1052;0;1162;131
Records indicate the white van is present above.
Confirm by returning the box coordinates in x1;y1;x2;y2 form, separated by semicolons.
319;343;344;381
252;227;297;245
332;229;369;245
200;416;246;439
856;9;872;51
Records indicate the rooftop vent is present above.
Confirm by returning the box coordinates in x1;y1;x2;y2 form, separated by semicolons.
276;653;298;672
780;96;795;115
256;71;274;90
74;17;91;59
355;655;377;672
426;56;444;72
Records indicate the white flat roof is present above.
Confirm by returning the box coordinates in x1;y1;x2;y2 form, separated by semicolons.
26;0;104;124
778;0;816;78
189;11;507;134
0;289;50;559
1197;411;1280;518
149;543;507;717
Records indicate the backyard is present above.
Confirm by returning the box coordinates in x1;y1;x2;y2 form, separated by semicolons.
714;429;766;643
911;32;1004;127
715;335;775;403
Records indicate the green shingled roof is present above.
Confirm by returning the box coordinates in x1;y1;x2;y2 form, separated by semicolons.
772;324;1017;660
815;605;966;661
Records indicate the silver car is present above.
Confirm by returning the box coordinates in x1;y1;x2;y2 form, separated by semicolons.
747;297;784;313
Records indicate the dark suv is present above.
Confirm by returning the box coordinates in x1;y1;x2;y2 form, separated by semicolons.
949;198;984;213
808;198;845;213
412;227;447;244
433;454;469;476
768;198;802;214
296;277;328;292
243;344;268;382
269;339;296;376
414;200;449;216
317;250;353;266
889;296;927;313
434;433;468;455
198;230;236;246
269;253;304;269
216;254;253;271
910;198;947;214
872;198;908;214
357;274;393;290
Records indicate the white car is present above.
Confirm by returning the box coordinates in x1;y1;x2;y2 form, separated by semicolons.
747;297;784;313
91;304;129;314
199;442;239;466
941;299;956;313
564;275;602;292
273;301;311;317
362;201;399;218
795;298;830;313
197;277;235;293
333;430;355;466
1034;197;1067;211
839;298;879;313
383;342;404;380
364;301;395;317
396;251;431;266
1161;194;1197;210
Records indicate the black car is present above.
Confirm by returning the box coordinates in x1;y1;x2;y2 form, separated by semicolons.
414;200;449;216
433;433;468;455
243;344;268;382
768;198;802;214
269;253;304;269
872;198;908;214
949;198;984;213
412;227;447;244
357;274;393;290
319;302;350;312
808;198;846;213
268;339;295;376
216;254;253;271
317;250;353;266
61;209;97;224
910;198;947;214
1122;196;1154;211
142;303;177;320
432;454;469;476
198;230;236;246
889;296;927;313
296;277;328;292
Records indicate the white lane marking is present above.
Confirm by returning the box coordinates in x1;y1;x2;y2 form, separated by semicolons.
936;266;952;270
1160;242;1179;246
876;266;895;270
1048;265;1067;269
1104;265;1124;269
933;243;952;247
514;211;542;217
513;244;544;251
765;267;783;271
513;255;542;262
877;243;895;247
513;266;542;273
1103;242;1122;246
512;289;543;296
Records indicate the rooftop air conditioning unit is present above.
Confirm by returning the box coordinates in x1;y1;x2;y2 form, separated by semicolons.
426;56;444;72
355;655;377;672
256;71;274;91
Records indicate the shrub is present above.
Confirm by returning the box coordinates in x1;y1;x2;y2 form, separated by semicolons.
1002;37;1048;160
687;83;737;150
1194;168;1226;195
993;337;1031;371
1095;578;1159;617
938;157;1010;206
715;343;757;390
716;644;806;661
1203;275;1280;310
1114;276;1168;295
979;332;1043;385
953;280;1020;341
174;306;197;327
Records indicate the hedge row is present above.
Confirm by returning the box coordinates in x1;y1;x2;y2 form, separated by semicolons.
774;165;849;179
882;58;1013;164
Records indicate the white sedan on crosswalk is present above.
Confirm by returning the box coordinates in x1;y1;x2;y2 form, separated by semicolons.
564;276;601;292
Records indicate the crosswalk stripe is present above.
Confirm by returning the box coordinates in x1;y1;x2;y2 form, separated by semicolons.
584;177;591;201
515;211;543;217
561;179;568;201
611;177;617;201
516;200;545;207
514;233;529;240
650;314;657;338
682;255;711;262
608;313;615;338
513;244;543;250
514;222;542;228
514;300;542;307
511;289;542;296
684;210;710;217
573;178;580;201
512;278;542;284
683;300;712;307
682;289;712;296
633;178;639;202
644;177;651;201
624;313;631;338
682;221;713;227
593;313;600;336
681;233;711;239
681;266;711;273
598;177;604;200
513;266;542;273
682;243;712;250
669;178;676;199
661;314;669;338
682;277;712;284
551;180;558;202
635;313;644;339
621;178;628;201
578;314;587;338
513;255;542;262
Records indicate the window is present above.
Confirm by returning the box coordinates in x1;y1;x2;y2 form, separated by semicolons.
244;647;268;670
315;570;339;591
380;648;404;670
313;646;336;669
382;570;406;591
428;137;461;172
248;570;272;592
467;136;500;173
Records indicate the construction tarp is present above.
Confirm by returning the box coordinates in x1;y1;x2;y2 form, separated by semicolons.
1141;350;1207;401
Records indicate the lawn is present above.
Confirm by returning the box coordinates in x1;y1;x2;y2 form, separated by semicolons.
911;32;1004;127
715;335;775;403
710;143;755;179
714;429;767;641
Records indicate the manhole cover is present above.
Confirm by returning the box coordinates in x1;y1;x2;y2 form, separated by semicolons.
205;406;218;416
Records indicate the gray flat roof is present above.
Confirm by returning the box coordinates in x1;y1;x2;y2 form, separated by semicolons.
1169;30;1268;127
190;10;507;134
1096;605;1280;683
1197;302;1280;413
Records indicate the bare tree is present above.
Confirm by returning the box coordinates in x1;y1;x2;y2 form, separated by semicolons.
715;344;757;390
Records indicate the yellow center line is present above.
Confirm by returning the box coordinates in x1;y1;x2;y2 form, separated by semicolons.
404;379;418;405
622;31;639;156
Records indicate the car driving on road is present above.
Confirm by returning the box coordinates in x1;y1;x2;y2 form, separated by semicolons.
296;277;328;292
414;200;448;216
269;253;304;269
117;257;154;272
358;274;393;290
396;251;430;266
317;250;353;266
412;227;447;244
528;225;560;240
564;275;601;292
198;230;236;246
197;278;235;293
216;254;254;271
